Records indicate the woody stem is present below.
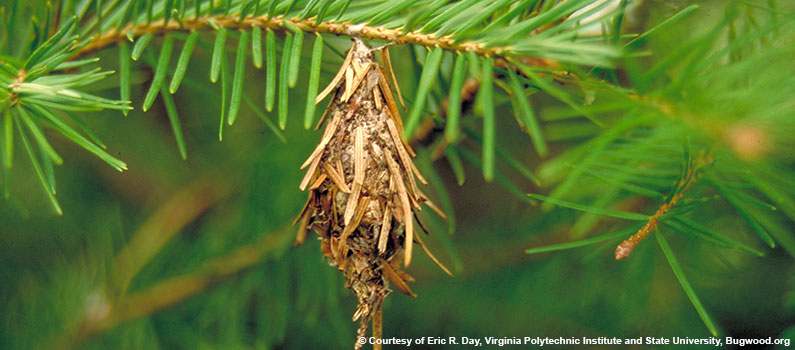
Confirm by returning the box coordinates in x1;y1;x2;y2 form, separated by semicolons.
615;151;713;260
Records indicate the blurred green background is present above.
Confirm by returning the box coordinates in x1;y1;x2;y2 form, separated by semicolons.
1;0;793;349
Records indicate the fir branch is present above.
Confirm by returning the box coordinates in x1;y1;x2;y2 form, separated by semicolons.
615;151;713;260
111;177;232;296
56;228;291;349
78;15;566;66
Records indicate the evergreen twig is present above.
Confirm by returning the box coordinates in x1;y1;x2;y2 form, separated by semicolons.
615;151;713;260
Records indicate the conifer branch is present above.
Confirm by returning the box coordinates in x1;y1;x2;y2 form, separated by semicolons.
112;177;233;296
78;15;561;67
615;151;713;260
56;227;291;349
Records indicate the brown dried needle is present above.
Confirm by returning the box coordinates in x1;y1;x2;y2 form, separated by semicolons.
294;38;451;349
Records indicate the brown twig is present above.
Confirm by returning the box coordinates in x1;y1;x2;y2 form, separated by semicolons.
410;77;481;154
77;15;560;69
54;227;291;349
615;151;713;260
372;305;383;350
111;178;231;296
